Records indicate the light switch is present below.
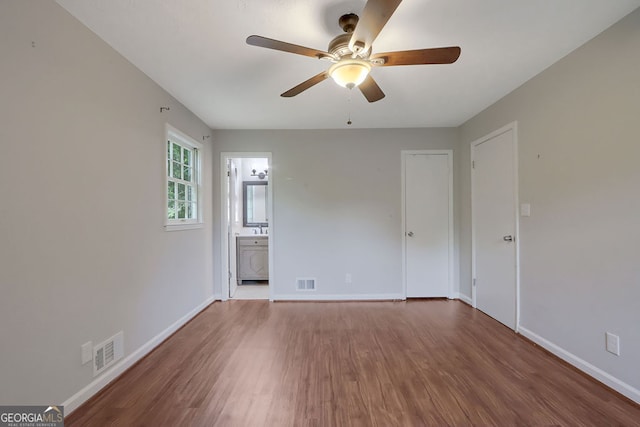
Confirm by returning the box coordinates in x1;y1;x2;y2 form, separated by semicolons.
520;203;531;217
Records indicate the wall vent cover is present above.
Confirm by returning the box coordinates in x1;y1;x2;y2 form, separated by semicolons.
296;278;316;291
93;331;124;377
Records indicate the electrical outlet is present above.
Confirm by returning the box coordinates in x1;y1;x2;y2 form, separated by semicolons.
605;332;620;356
81;341;93;365
345;273;352;284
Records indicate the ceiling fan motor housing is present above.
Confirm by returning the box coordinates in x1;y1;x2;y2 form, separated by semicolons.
329;14;371;59
328;33;355;58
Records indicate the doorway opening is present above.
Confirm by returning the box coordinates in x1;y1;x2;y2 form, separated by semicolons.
221;153;273;301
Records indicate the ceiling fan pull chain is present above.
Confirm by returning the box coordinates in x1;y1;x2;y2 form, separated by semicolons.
347;90;352;125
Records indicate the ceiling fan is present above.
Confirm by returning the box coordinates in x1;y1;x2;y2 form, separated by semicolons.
246;0;461;103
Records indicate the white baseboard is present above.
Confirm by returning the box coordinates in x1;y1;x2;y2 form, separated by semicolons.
456;293;473;306
273;293;405;301
274;293;475;302
63;296;215;415
213;292;223;301
518;326;640;404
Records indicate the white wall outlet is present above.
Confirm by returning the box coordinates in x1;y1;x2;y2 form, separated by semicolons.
81;341;93;365
345;273;352;284
605;332;620;356
520;203;531;217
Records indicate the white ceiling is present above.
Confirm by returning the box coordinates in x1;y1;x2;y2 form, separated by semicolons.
56;0;640;130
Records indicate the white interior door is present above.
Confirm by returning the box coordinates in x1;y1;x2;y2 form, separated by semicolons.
404;152;452;298
472;126;518;329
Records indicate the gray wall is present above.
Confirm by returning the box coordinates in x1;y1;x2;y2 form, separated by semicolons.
457;9;640;391
0;1;213;405
212;129;459;299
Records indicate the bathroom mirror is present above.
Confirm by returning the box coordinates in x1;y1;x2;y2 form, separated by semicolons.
243;181;268;227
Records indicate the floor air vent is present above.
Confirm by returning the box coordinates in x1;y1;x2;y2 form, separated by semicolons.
93;331;124;377
296;278;316;291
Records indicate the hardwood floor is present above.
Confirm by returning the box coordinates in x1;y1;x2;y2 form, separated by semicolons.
66;300;640;426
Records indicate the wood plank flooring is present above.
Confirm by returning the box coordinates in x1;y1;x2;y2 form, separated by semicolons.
66;300;640;426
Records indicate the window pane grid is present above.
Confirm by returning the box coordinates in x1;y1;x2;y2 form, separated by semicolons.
167;135;199;224
168;141;195;184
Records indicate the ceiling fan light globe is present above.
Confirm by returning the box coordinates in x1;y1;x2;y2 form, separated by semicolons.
329;59;371;88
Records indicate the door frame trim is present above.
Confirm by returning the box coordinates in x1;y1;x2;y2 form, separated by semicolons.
401;149;455;299
220;152;274;302
470;122;520;331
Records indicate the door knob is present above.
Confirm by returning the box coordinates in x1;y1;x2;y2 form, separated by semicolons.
503;235;513;242
407;231;414;237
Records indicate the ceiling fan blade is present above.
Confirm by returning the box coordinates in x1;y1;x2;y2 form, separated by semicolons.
349;0;402;54
371;47;461;66
247;35;330;59
281;72;329;97
358;75;385;103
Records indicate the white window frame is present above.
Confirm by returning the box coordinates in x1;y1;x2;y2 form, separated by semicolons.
165;124;203;231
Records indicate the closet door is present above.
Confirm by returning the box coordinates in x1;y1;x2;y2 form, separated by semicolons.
404;152;452;298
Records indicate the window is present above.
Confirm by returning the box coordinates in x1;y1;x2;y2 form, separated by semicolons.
166;125;202;230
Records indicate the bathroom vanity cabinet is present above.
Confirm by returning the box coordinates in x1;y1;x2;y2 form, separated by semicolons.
236;236;268;284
